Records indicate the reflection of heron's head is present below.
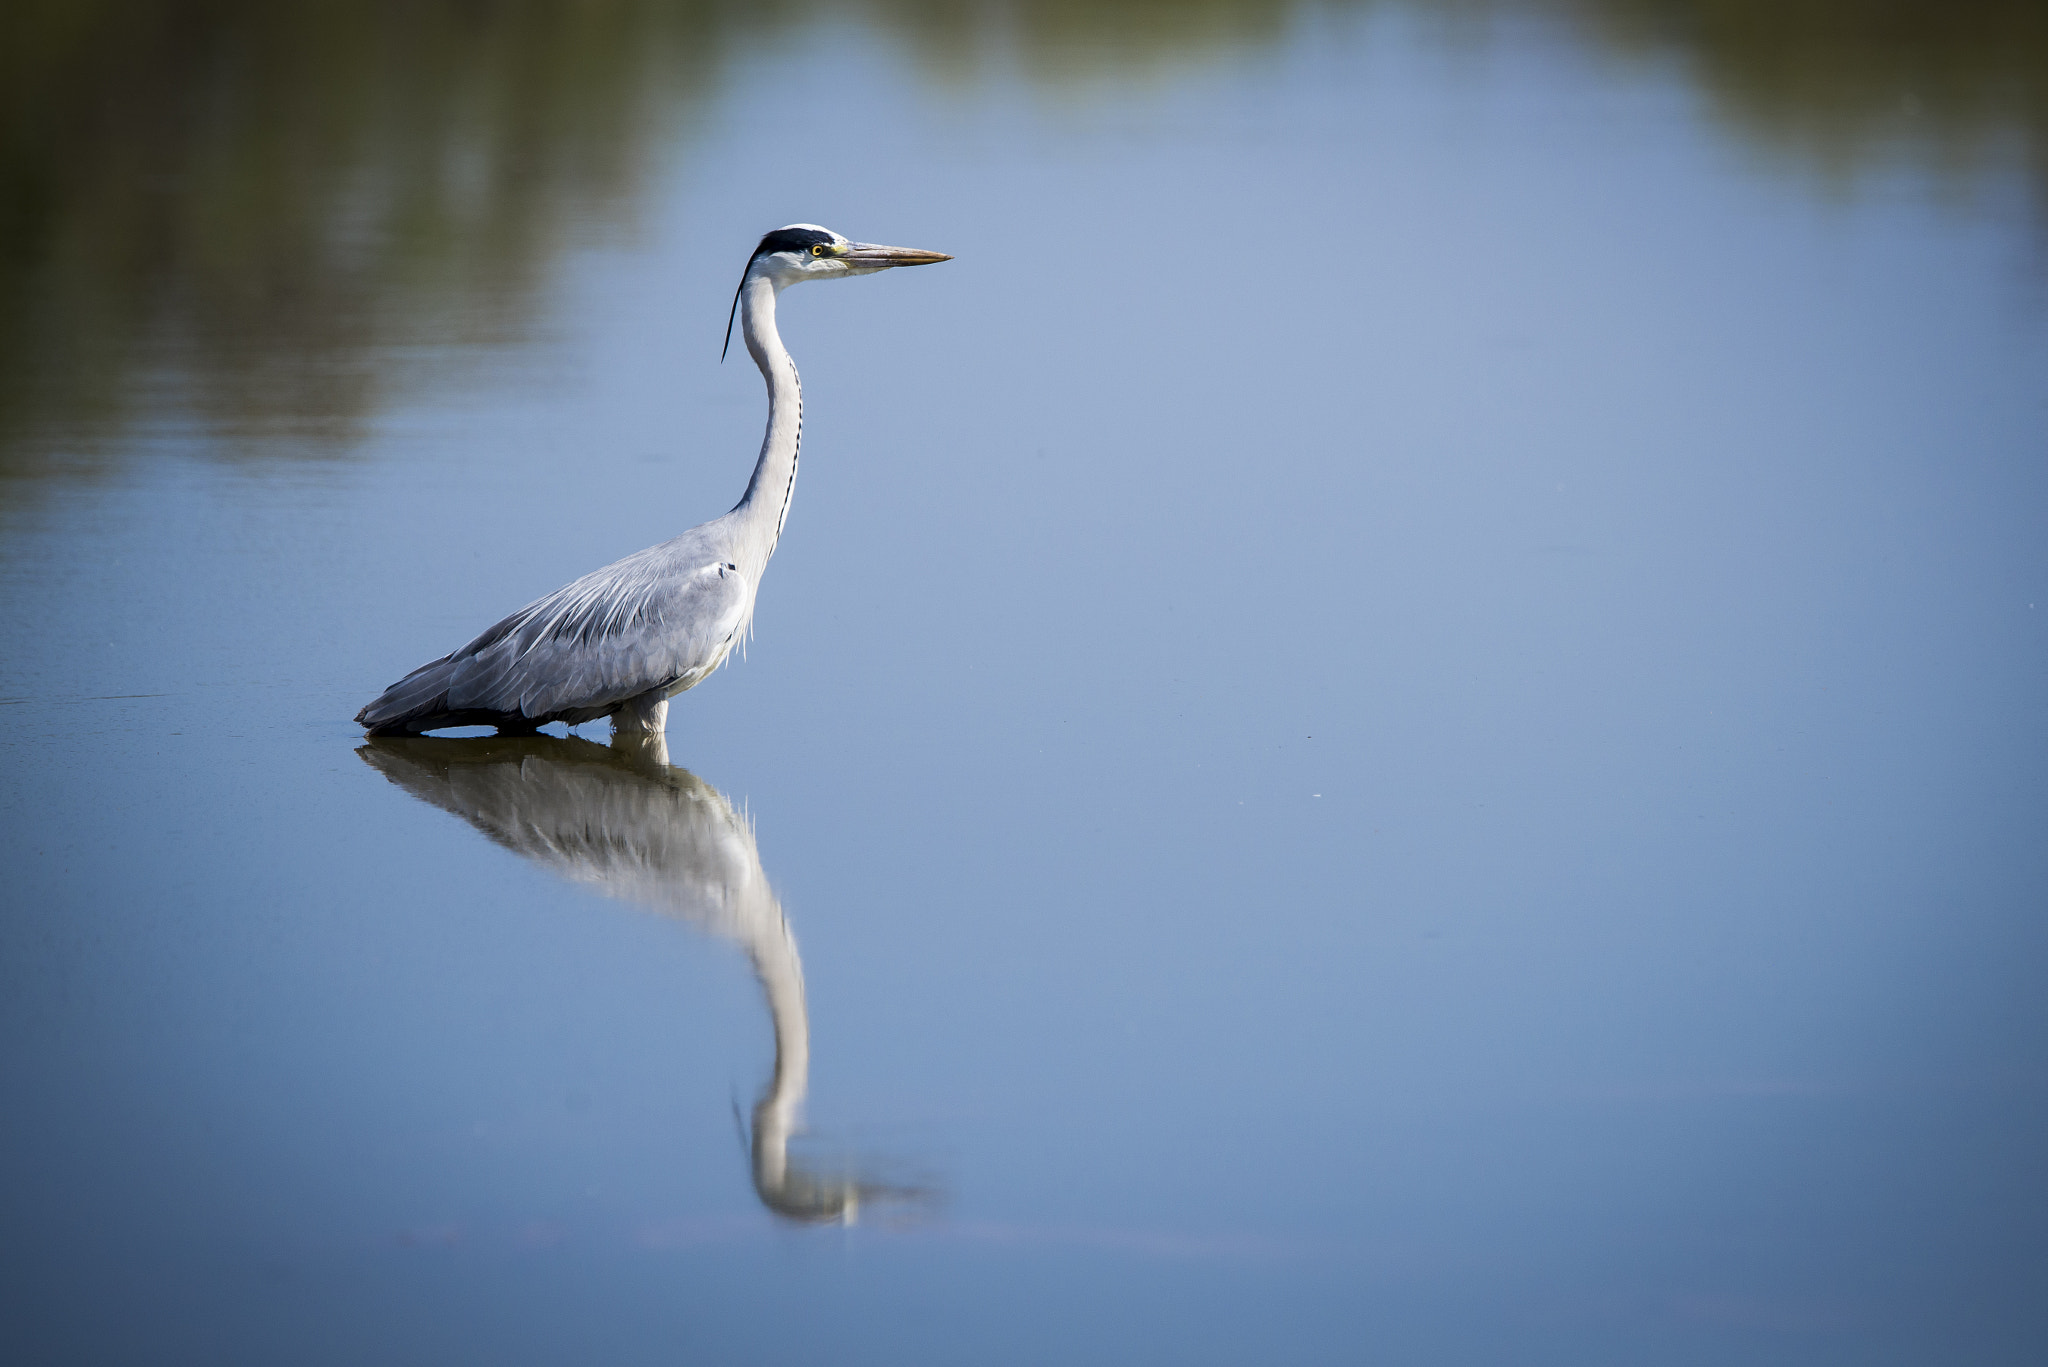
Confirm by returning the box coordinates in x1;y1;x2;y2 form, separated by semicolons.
748;1092;940;1227
750;1147;868;1225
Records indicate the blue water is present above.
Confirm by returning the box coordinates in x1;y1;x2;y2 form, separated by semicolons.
4;6;2046;1363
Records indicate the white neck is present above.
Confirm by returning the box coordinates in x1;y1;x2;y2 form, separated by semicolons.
731;273;802;574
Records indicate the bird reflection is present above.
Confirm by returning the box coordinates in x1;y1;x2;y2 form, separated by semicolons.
357;731;923;1224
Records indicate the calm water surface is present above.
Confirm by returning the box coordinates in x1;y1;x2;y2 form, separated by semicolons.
4;3;2047;1363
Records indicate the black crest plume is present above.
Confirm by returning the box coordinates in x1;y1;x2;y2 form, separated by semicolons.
723;227;837;362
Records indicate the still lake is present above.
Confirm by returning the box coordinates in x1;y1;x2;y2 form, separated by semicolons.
3;4;2046;1362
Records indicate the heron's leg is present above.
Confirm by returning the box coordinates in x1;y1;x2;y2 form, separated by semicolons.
611;689;669;738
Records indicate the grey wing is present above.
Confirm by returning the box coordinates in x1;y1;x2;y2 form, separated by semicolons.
362;544;751;729
456;547;753;718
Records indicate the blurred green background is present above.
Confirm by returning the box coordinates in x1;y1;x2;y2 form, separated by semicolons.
4;1;2043;471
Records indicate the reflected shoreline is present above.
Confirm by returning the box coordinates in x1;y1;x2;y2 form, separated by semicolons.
4;0;2043;481
358;731;933;1225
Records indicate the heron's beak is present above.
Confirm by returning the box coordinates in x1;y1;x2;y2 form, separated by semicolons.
841;242;952;268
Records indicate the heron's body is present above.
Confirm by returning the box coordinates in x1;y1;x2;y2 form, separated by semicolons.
356;226;947;738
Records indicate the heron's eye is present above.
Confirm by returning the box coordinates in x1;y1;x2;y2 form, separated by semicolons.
810;244;828;257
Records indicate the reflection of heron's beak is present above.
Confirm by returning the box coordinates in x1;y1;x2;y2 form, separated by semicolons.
841;242;952;268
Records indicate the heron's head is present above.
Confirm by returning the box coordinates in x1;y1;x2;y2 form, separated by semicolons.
744;224;951;286
724;224;950;359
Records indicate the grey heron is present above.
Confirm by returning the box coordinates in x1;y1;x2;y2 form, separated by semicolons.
358;731;933;1223
356;225;950;737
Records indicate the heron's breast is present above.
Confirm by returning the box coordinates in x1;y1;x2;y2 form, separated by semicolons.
663;624;746;699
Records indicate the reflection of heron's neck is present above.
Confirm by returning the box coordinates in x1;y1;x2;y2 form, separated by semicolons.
748;912;810;1198
355;734;887;1224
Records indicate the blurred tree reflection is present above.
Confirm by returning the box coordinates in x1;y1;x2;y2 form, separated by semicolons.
2;0;2043;479
1560;1;2048;200
0;0;741;476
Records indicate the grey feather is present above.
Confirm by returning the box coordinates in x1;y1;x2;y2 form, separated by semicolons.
356;530;751;734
